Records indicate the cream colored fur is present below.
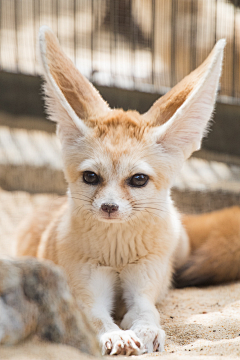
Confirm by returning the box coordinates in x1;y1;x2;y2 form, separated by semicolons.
16;27;225;356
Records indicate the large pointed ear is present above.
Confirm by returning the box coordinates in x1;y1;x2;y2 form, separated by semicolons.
145;39;225;160
38;26;110;136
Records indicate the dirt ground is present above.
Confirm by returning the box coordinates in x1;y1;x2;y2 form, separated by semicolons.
0;188;240;360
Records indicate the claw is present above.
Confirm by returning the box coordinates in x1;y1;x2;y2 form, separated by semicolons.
134;340;141;348
106;341;112;350
100;330;143;356
133;326;165;353
153;337;159;352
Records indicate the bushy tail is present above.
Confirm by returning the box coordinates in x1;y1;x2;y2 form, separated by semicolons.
175;206;240;288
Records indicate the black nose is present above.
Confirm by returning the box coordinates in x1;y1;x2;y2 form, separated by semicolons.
101;203;119;214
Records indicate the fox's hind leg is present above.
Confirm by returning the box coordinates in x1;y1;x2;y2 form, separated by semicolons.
175;207;240;287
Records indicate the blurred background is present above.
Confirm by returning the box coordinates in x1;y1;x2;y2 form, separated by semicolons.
0;0;240;257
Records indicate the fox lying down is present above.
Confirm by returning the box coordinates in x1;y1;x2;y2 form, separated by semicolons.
16;27;240;355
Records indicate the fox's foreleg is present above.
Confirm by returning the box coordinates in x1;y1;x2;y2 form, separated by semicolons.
72;264;144;356
119;255;171;353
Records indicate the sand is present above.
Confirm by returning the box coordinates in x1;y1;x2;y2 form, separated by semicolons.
159;284;240;358
0;188;240;360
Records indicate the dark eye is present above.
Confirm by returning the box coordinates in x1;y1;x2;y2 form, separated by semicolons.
129;174;149;187
83;171;99;185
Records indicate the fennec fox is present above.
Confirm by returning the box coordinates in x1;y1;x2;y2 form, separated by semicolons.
16;27;239;355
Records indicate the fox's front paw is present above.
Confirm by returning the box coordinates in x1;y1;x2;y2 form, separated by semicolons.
100;329;144;355
133;325;165;353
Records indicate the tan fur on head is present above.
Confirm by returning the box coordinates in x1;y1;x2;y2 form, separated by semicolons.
37;26;226;226
39;26;225;191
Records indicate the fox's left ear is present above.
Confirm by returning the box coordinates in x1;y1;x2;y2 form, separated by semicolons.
144;39;225;160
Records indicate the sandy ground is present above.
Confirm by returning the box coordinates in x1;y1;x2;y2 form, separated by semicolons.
0;188;240;360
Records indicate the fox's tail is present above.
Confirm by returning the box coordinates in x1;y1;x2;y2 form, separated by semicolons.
174;206;240;288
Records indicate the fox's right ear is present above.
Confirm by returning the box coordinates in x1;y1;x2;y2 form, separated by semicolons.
144;39;225;161
38;26;110;138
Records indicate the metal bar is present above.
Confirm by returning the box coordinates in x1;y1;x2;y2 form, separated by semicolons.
114;0;119;79
54;0;59;37
110;0;114;83
33;0;37;73
91;0;94;80
170;0;177;86
130;0;135;87
232;0;237;98
214;0;218;44
14;0;19;72
51;0;54;27
151;0;155;86
0;0;2;70
73;0;77;65
190;0;198;71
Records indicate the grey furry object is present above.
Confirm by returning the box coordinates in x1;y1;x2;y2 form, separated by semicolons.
0;257;100;357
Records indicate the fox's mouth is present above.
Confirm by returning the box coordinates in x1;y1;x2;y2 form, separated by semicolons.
100;218;123;223
100;215;122;223
98;212;127;223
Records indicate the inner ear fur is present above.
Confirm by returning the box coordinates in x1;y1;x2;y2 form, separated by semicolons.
39;26;109;122
143;40;225;126
146;39;225;160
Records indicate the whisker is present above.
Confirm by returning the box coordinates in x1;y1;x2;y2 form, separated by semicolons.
76;205;84;216
143;209;167;223
129;198;169;205
133;205;172;216
73;204;91;216
70;196;91;203
133;202;168;207
133;206;162;211
70;192;93;201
